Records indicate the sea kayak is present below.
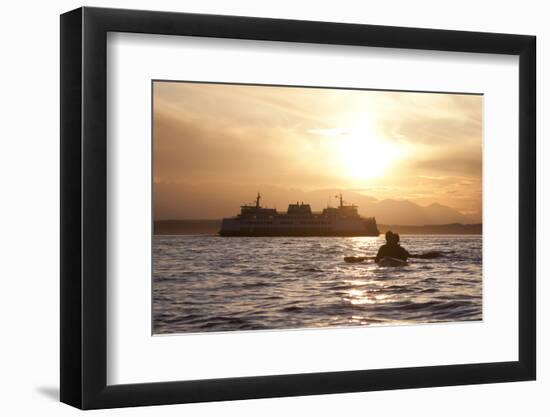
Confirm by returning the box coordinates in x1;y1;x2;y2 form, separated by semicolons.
377;257;408;267
343;256;408;266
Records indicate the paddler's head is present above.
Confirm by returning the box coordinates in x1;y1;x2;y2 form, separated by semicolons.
385;231;394;243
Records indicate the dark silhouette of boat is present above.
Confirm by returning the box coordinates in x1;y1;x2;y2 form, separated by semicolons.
219;193;379;237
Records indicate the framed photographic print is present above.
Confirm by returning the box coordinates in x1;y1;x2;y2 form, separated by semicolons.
60;7;536;409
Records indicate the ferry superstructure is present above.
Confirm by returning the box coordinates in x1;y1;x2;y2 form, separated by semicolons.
219;193;379;237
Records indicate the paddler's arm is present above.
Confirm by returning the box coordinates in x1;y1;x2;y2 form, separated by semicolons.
374;246;384;263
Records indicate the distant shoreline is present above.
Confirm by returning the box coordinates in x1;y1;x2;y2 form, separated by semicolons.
154;220;482;236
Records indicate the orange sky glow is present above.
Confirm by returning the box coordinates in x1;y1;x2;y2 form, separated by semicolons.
153;81;482;223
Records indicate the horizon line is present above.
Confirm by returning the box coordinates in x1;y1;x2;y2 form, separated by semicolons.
153;219;483;226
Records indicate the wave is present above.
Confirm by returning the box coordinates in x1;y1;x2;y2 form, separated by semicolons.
153;235;482;333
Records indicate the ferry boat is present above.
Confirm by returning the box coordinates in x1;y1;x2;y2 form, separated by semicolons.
219;193;379;237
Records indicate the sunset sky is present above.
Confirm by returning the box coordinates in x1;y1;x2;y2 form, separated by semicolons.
153;81;482;222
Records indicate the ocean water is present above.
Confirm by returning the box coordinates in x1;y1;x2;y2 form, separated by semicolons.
153;235;482;334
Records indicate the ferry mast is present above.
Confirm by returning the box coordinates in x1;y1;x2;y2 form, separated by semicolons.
336;193;344;208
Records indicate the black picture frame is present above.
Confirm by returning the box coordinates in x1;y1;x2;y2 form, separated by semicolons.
60;6;536;410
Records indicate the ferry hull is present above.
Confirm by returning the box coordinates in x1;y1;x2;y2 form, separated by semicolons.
219;229;379;237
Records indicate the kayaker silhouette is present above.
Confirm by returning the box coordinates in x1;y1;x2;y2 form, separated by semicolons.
374;231;410;263
343;231;442;263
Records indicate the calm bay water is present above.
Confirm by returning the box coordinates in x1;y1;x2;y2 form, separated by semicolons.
153;235;482;334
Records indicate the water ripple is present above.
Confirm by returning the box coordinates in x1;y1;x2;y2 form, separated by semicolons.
153;235;482;333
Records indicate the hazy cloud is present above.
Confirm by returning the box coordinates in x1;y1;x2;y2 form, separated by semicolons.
153;82;482;219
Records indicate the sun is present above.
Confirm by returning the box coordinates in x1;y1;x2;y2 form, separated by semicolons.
333;121;401;181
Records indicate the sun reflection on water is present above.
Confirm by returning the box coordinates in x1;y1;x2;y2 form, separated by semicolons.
344;289;393;305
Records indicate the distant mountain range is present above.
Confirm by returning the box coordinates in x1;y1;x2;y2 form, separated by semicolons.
360;198;481;226
154;183;481;226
